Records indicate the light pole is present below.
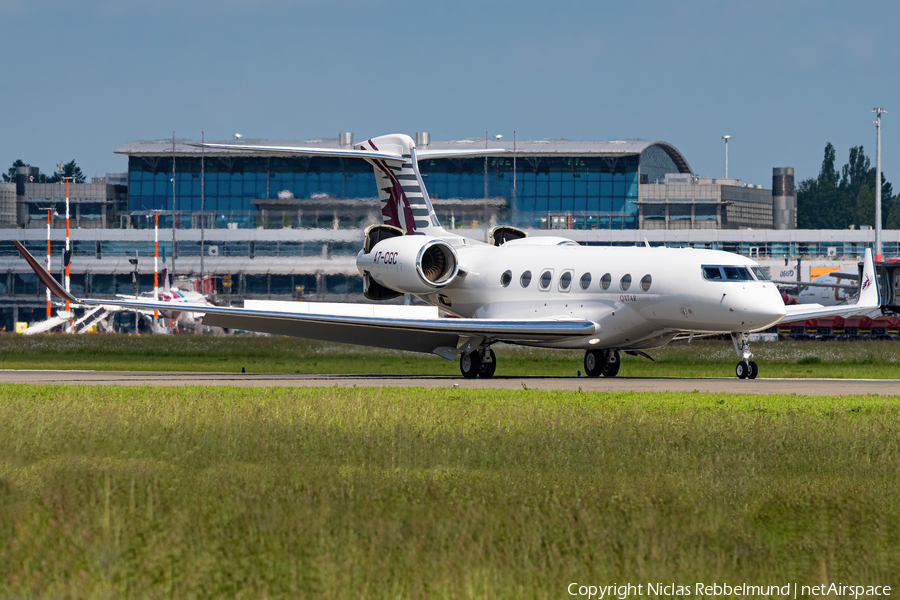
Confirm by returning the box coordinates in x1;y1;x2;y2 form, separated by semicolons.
873;108;886;261
722;135;731;179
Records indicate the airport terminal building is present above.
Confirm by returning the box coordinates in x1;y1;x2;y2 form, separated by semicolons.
115;134;698;231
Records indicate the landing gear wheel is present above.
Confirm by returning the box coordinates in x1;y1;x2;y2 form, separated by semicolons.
460;352;481;379
748;361;759;380
584;350;603;377
602;350;620;377
478;348;497;379
736;361;750;379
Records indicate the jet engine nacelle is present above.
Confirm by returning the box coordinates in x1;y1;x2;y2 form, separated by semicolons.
357;235;459;295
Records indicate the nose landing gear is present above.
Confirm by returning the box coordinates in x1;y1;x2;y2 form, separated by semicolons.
731;332;758;379
584;349;620;377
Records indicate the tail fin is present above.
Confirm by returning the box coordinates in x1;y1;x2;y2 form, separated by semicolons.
356;134;443;235
857;247;880;308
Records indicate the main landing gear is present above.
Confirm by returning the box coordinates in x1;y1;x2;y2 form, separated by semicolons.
731;332;758;379
584;349;620;377
460;347;497;379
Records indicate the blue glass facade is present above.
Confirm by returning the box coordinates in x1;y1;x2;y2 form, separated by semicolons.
128;148;673;230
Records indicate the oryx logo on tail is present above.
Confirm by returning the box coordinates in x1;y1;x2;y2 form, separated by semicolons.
360;138;417;234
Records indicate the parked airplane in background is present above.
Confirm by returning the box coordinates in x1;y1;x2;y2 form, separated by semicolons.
776;269;860;306
14;134;881;379
22;269;212;335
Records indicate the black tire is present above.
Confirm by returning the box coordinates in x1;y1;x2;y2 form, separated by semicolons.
584;350;603;377
748;361;759;380
602;350;620;377
478;348;497;379
460;352;481;379
736;361;749;379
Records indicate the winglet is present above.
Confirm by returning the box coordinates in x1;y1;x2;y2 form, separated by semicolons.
12;240;79;305
857;247;880;309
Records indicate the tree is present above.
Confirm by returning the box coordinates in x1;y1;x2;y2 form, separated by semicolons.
798;143;852;229
839;146;870;199
819;142;838;186
798;143;899;229
855;185;875;228
798;177;849;229
2;159;28;182
45;159;86;184
886;196;900;229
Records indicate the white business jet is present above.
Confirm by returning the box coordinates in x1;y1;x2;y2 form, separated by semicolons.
13;134;880;379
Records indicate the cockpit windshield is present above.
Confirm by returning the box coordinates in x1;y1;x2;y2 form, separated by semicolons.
750;266;770;281
702;265;754;281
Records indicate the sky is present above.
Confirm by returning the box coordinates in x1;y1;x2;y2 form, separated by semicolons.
1;0;898;189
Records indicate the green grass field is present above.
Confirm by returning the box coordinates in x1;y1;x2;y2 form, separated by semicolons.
1;384;899;597
1;333;899;378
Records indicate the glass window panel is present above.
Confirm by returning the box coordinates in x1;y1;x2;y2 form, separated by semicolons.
613;175;625;198
600;180;612;197
573;178;587;197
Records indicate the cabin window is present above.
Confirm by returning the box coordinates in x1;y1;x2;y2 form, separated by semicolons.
520;270;532;288
579;273;591;290
620;274;632;291
640;274;652;291
600;273;611;290
559;270;573;292
539;269;553;291
500;270;512;287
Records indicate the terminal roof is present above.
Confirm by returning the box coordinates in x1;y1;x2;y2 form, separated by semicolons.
116;137;692;174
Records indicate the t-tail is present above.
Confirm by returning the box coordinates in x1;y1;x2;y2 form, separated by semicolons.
190;133;505;237
356;134;442;235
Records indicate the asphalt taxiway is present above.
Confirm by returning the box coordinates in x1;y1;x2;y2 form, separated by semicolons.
0;370;896;395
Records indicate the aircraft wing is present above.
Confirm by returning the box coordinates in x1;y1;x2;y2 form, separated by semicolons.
772;280;858;290
779;248;880;322
13;240;594;358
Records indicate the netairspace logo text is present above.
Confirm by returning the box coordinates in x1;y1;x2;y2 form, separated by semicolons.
567;582;892;599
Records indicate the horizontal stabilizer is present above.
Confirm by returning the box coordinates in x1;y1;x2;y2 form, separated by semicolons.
416;149;507;160
189;142;507;162
189;142;404;163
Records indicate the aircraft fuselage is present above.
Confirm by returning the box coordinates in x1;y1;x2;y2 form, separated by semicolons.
415;242;787;350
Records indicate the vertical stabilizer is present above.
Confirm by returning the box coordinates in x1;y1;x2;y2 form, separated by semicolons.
357;134;444;235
